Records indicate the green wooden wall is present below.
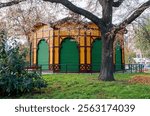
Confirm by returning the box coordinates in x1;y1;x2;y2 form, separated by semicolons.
60;38;79;72
37;39;49;70
92;39;102;71
115;43;122;71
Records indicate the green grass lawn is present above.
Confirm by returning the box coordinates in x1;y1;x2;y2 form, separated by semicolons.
14;73;150;99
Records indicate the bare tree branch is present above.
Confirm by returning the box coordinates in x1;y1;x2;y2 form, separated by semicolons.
43;0;106;30
97;0;103;6
114;0;150;34
112;0;125;7
0;0;26;9
121;0;150;25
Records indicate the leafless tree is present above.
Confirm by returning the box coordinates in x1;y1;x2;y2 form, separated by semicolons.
2;1;55;35
42;0;150;81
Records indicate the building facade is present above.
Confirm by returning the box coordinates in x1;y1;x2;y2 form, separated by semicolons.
28;18;125;73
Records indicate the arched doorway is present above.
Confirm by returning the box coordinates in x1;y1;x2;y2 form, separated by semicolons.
37;39;49;70
60;38;79;72
115;42;122;71
92;39;102;72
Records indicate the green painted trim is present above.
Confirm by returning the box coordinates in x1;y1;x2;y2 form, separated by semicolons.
115;43;122;71
37;39;49;70
92;39;102;71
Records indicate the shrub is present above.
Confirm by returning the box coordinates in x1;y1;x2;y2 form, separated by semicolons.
0;31;47;96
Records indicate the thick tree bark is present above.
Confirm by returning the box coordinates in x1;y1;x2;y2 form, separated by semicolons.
99;33;115;81
99;1;115;81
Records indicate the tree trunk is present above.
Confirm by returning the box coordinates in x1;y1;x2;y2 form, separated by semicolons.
99;34;115;81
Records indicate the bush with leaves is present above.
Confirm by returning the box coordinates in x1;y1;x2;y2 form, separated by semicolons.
0;31;47;96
